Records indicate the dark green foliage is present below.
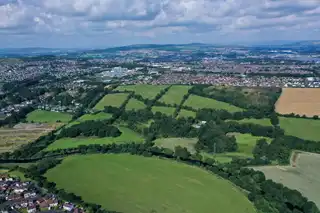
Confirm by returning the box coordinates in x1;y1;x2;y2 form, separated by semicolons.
0;106;34;127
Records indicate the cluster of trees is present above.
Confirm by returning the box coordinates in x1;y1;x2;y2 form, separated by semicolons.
280;113;319;120
20;142;319;213
58;121;121;138
0;106;35;128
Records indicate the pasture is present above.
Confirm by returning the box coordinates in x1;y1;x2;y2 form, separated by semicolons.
125;98;146;110
78;112;112;122
253;152;320;208
152;106;176;116
275;88;320;117
279;117;320;141
26;110;72;123
183;95;243;112
94;93;129;110
45;154;256;213
159;85;191;105
228;118;272;127
45;127;144;151
154;138;198;154
177;109;196;118
116;85;168;100
0;123;58;153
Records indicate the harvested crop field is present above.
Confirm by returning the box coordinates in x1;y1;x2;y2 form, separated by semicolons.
253;152;320;208
45;154;256;213
0;123;59;153
275;88;320;117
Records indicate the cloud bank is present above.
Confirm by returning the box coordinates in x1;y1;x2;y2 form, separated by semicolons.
1;0;320;47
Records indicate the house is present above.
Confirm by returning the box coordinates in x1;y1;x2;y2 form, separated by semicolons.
27;205;36;213
24;192;36;199
47;199;59;208
39;200;49;209
20;200;28;208
63;203;74;211
6;194;21;201
13;187;27;194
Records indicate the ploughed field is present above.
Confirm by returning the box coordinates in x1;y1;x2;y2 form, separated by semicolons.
275;88;320;117
45;154;256;213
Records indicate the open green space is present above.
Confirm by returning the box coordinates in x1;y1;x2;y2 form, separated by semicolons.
154;138;197;154
116;85;168;100
159;85;191;105
26;110;72;123
228;118;272;127
152;106;176;116
45;127;144;151
78;112;113;122
184;95;244;112
94;93;129;110
45;154;256;213
177;109;196;118
279;117;320;141
125;98;146;110
8;170;30;181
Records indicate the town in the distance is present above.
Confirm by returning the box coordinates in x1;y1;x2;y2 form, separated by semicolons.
0;42;320;213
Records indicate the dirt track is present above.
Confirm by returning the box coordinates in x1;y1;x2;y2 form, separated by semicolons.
275;88;320;117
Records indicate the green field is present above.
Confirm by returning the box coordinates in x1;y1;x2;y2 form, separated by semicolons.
26;110;72;123
45;127;144;151
152;106;176;116
45;154;256;213
159;85;191;105
125;98;146;110
279;117;320;141
184;95;243;112
116;85;168;100
154;138;198;154
177;109;196;118
78;112;113;121
8;170;30;181
228;118;272;127
94;93;129;110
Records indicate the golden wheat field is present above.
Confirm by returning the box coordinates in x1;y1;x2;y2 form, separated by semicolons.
275;88;320;117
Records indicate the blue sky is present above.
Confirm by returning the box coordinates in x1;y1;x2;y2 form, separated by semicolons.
1;0;320;48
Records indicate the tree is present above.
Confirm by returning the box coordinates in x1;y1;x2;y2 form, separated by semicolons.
253;139;269;159
174;146;191;160
270;113;279;126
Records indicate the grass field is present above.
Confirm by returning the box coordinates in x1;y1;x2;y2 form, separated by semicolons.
125;98;146;110
45;154;256;213
159;85;191;105
45;127;144;151
253;152;320;208
228;118;272;127
26;110;72;123
152;106;176;116
0;123;59;153
94;93;129;110
8;170;30;181
78;112;113;121
154;138;198;154
184;95;244;112
177;109;196;118
275;88;320;117
116;85;168;100
279;117;320;141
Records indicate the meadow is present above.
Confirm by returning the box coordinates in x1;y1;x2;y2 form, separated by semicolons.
78;112;113;121
125;98;146;110
94;93;129;110
183;95;244;112
45;127;144;151
26;110;72;123
116;85;168;100
154;138;198;154
45;154;256;213
177;109;196;118
152;106;176;116
159;85;191;105
275;88;320;117
279;117;320;141
228;118;272;127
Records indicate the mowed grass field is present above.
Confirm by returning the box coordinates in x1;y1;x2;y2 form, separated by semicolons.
154;138;198;154
275;88;320;117
45;154;256;213
159;85;191;105
152;106;176;116
279;117;320;141
184;95;244;112
78;112;112;121
26;110;72;123
177;109;196;118
45;127;144;151
228;118;272;127
116;85;168;100
94;93;129;110
125;98;146;110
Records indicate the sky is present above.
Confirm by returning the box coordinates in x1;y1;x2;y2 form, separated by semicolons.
1;0;320;48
